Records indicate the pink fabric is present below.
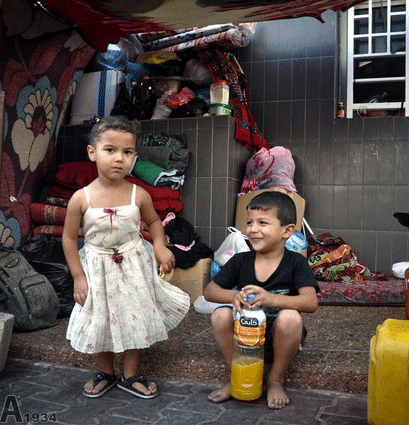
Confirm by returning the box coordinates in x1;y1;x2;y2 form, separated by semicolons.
240;147;296;194
318;278;405;306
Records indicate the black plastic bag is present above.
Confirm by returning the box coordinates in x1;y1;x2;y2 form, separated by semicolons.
19;234;74;318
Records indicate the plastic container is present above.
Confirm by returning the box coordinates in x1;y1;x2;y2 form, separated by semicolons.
210;80;229;104
368;318;409;425
231;295;266;401
209;103;232;116
405;267;409;320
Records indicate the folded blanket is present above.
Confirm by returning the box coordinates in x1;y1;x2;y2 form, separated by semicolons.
132;159;185;189
137;146;189;172
139;132;186;152
30;203;67;226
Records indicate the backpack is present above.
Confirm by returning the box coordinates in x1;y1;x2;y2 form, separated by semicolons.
0;248;60;331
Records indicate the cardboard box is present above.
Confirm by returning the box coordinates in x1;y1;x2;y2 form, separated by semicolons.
169;258;212;304
235;187;305;233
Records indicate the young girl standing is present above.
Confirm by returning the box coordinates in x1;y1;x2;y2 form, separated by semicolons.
62;116;190;399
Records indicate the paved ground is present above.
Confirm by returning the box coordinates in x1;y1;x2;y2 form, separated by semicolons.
0;359;369;425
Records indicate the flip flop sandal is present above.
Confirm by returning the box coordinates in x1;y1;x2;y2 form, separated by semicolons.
82;371;117;398
117;374;158;399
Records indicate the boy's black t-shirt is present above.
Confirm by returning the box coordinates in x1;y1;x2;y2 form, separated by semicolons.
213;248;319;296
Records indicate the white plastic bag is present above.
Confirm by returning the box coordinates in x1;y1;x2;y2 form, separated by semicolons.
392;262;409;279
193;296;231;314
214;227;250;266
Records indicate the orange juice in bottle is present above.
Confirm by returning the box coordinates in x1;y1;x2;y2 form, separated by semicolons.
231;294;266;401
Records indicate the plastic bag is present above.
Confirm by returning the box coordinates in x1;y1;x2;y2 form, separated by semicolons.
19;234;74;318
285;231;308;253
214;227;250;266
392;262;409;279
193;295;231;314
183;59;212;86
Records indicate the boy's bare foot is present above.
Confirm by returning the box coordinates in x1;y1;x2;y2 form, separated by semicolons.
208;383;232;403
267;381;290;409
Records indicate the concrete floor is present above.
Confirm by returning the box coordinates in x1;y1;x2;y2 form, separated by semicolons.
7;304;407;394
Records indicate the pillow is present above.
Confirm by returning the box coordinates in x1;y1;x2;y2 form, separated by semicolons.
30;203;67;225
54;161;98;189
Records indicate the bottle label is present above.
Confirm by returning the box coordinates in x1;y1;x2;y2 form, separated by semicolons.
234;319;266;347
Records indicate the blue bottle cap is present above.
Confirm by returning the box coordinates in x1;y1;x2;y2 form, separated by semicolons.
246;294;255;302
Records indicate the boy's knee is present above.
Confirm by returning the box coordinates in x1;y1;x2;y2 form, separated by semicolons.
210;307;233;329
275;309;303;333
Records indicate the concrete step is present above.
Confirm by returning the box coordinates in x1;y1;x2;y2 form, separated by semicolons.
8;305;407;394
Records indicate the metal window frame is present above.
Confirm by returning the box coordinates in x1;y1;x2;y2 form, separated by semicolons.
346;0;409;117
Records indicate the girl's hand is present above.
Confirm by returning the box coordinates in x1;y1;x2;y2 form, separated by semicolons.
155;245;175;274
73;276;88;306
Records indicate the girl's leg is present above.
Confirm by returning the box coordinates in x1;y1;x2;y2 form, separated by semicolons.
83;352;115;395
207;307;234;403
122;348;157;395
266;309;303;409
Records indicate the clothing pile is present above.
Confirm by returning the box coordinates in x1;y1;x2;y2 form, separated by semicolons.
129;132;189;190
162;212;213;269
30;160;184;238
307;232;388;282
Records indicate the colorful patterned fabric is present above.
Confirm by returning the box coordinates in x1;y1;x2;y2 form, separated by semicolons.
198;48;269;152
0;28;95;249
41;0;368;51
318;279;405;306
308;233;389;282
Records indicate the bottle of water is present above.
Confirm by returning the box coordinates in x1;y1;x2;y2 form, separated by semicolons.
231;294;266;401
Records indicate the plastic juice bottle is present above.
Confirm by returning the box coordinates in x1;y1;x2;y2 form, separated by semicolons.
230;294;266;401
405;267;409;320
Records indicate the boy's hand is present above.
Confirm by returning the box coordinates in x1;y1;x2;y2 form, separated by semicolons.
241;285;270;309
155;245;175;274
232;290;248;319
73;276;88;306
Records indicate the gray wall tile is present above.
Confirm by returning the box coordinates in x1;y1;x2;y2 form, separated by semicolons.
348;142;364;184
333;142;349;185
196;177;212;227
376;231;393;272
333;186;348;229
363;141;379;185
360;231;377;271
363;186;378;231
264;60;278;102
211;178;228;228
377;186;396;231
197;128;212;177
348;185;363;230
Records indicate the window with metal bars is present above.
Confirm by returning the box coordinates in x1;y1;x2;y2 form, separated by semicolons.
346;0;408;117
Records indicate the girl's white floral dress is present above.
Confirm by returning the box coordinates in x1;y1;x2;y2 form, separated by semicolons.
66;184;190;354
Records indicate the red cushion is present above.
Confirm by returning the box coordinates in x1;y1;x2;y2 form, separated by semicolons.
54;161;98;189
30;203;67;225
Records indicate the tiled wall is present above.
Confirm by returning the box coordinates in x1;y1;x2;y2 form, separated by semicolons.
234;11;409;273
58;116;250;251
140;116;250;251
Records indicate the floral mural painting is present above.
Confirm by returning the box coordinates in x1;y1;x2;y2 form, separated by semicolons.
0;25;95;248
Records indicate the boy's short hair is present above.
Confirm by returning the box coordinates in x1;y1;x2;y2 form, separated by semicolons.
247;191;297;226
89;116;141;147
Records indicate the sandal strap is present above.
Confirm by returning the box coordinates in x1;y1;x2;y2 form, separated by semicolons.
92;371;115;387
122;374;149;387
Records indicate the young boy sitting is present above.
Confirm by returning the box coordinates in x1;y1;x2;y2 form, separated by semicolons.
203;191;319;409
